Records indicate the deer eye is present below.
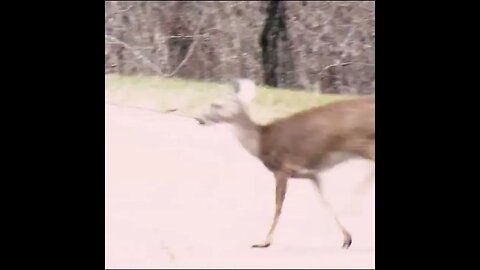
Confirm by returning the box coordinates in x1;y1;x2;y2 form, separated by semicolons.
211;103;222;109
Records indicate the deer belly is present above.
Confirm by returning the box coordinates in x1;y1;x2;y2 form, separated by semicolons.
287;151;361;177
261;151;361;178
318;151;362;171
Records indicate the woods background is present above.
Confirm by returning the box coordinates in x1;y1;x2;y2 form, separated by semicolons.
105;1;375;95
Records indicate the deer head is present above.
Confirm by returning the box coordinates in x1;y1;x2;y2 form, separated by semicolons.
196;79;257;126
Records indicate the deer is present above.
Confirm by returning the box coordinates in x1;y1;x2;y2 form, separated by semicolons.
195;79;375;249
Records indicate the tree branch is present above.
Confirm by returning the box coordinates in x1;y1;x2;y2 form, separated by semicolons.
319;61;374;77
319;61;353;77
115;5;133;13
166;12;207;77
105;34;163;75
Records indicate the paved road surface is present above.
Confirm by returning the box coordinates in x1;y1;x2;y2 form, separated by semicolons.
105;104;375;268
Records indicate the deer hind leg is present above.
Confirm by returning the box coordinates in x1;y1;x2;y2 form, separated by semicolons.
310;175;352;249
252;171;288;248
354;161;375;197
350;143;375;213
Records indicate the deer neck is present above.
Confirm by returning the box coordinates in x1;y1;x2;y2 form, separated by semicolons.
230;108;261;158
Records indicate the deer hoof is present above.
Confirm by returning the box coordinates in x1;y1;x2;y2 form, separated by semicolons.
251;242;271;248
342;238;352;249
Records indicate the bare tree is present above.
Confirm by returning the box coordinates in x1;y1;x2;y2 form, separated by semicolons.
105;1;375;94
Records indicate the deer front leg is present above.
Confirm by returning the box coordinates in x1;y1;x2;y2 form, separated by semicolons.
252;171;288;248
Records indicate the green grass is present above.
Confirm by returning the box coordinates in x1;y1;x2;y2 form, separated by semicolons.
105;74;356;124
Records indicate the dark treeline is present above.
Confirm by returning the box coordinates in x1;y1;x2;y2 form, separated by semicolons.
105;1;374;94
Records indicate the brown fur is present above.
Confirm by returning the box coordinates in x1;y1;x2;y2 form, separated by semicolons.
259;97;375;176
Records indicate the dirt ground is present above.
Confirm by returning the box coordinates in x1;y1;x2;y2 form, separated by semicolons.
105;103;375;269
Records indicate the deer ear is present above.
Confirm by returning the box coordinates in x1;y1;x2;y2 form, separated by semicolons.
232;79;257;104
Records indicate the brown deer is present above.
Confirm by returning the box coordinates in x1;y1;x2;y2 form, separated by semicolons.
196;79;375;249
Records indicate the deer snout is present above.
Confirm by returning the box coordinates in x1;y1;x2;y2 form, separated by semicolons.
195;114;216;126
195;117;206;125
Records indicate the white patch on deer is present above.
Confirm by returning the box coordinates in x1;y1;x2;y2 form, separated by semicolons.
235;79;257;104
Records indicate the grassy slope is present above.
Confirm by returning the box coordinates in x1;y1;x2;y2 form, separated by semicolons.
105;74;357;124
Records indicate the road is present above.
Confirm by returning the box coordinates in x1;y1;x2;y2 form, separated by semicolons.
105;103;375;268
